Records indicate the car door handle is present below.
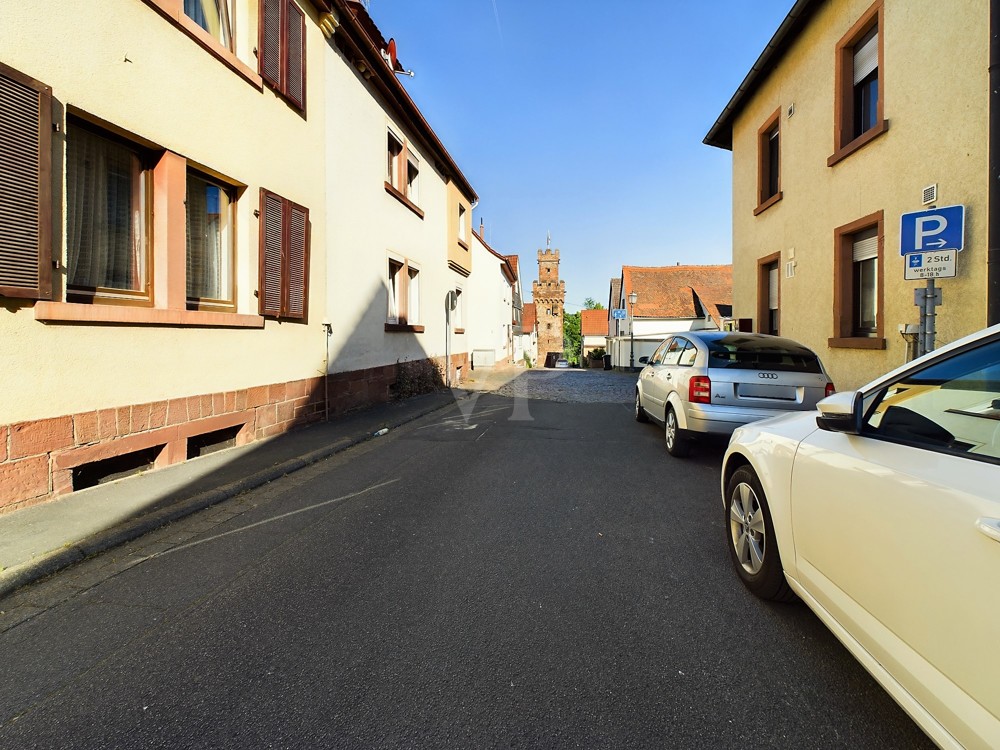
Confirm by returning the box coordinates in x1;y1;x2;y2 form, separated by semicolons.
976;517;1000;543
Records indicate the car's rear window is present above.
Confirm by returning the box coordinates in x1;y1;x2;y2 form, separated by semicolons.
706;336;822;373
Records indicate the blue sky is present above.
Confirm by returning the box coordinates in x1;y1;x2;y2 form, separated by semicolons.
367;1;794;311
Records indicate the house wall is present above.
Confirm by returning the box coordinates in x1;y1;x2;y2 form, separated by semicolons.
0;0;329;426
0;1;483;513
0;0;339;511
323;38;471;382
730;0;987;390
466;234;512;366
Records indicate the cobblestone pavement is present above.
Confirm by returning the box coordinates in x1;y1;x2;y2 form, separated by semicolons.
487;366;636;403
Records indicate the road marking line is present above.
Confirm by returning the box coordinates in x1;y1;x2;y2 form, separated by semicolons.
145;478;400;560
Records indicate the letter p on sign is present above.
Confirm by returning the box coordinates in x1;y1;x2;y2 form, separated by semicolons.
900;205;965;255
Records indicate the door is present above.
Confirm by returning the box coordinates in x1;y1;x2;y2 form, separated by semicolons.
790;336;1000;744
638;338;672;418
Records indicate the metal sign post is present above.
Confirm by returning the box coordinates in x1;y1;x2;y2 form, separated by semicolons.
900;204;964;356
914;282;943;357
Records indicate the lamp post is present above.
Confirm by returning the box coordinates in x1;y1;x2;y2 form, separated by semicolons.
628;290;638;371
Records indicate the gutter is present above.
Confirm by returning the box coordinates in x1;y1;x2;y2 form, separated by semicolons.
703;0;821;150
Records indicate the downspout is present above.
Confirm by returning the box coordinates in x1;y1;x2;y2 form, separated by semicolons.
990;1;1000;324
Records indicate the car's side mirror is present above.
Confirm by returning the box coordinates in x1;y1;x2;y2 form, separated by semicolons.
638;356;649;364
815;390;864;434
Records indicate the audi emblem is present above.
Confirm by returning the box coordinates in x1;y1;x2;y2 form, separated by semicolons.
758;372;778;379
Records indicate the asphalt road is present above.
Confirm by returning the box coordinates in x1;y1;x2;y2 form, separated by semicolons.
0;389;933;749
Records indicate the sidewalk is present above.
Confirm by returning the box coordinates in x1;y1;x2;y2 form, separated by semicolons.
0;379;517;601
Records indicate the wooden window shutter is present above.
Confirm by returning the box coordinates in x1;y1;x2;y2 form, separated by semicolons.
0;63;52;300
285;202;309;319
259;0;306;111
285;1;306;110
260;0;283;92
259;189;284;316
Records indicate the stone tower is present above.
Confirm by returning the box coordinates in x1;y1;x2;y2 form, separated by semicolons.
533;248;565;361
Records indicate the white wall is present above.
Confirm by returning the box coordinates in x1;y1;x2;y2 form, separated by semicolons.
465;234;512;366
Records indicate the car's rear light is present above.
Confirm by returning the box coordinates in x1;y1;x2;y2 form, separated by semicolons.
690;375;711;404
825;382;836;398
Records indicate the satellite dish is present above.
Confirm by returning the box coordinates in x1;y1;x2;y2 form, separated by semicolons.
387;38;397;70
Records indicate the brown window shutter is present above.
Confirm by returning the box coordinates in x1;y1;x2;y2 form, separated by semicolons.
0;63;52;300
284;0;306;110
285;202;309;319
259;189;284;317
260;0;283;92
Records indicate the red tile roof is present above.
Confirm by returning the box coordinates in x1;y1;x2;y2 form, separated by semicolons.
581;308;608;336
522;303;537;330
622;265;732;321
506;255;519;278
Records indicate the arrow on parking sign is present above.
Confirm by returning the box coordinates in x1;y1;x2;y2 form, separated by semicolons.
900;205;965;255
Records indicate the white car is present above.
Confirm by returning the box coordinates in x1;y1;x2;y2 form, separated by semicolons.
722;324;1000;749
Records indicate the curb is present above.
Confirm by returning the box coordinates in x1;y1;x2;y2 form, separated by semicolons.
0;394;458;601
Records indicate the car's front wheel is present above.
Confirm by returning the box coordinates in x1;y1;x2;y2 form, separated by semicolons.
635;390;648;423
725;465;795;602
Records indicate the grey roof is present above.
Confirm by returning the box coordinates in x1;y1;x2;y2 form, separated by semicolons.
704;0;822;150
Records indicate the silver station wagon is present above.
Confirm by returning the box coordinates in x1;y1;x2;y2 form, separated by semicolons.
635;332;835;457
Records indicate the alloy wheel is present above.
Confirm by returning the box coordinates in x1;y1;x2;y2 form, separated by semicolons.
729;481;766;575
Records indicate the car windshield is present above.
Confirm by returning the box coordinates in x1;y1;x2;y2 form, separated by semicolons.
706;335;822;373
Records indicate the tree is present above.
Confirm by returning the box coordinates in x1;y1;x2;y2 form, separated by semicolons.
583;297;604;310
563;311;581;365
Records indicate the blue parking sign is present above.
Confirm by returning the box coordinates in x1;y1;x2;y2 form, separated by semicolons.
899;205;964;255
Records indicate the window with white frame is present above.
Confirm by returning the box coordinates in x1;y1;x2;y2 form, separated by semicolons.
386;256;422;329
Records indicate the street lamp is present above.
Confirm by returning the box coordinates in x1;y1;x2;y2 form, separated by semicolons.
628;290;638;371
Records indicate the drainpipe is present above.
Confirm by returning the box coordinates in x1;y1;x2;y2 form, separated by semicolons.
990;0;1000;325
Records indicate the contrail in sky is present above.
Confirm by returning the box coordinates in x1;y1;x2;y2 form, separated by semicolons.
490;0;504;43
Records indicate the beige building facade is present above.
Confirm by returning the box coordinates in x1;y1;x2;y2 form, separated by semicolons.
0;0;484;512
705;0;990;391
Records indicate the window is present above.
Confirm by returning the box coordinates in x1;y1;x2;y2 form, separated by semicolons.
186;171;234;309
678;340;698;367
259;0;306;111
830;0;886;165
831;212;884;348
183;0;232;49
66;120;151;300
384;131;424;217
661;338;686;366
757;254;780;335
385;257;422;331
457;204;467;243
386;133;402;191
648;339;671;365
0;62;52;300
755;108;781;214
863;337;1000;462
406;153;420;204
852;227;878;335
259;189;309;319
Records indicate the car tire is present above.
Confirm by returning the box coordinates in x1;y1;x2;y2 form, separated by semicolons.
635;390;649;423
664;406;691;457
725;465;796;602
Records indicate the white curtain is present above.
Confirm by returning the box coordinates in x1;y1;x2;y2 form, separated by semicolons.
186;175;230;301
66;127;143;291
